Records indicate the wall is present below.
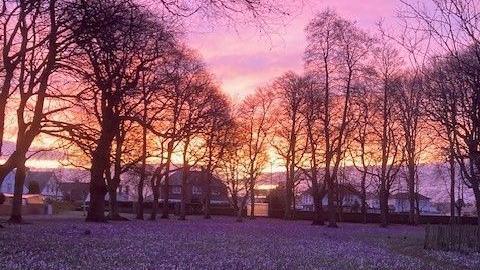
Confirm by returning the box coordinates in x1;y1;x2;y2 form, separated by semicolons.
268;209;479;225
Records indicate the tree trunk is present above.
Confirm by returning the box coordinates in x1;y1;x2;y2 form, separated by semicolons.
86;140;110;222
473;186;480;226
312;185;324;226
138;75;148;220
179;165;189;221
284;172;293;220
106;129;124;221
9;160;26;223
137;125;147;220
380;186;389;227
236;202;244;222
249;177;255;219
204;170;212;219
108;188;120;220
136;181;144;220
0;98;7;157
361;172;367;224
150;174;159;221
160;172;170;219
161;145;173;219
407;161;416;225
326;172;337;228
449;152;456;224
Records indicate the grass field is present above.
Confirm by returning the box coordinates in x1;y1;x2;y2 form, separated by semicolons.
1;213;479;269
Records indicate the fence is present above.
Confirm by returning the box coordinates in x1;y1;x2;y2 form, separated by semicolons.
116;202;240;217
268;208;479;225
424;225;480;252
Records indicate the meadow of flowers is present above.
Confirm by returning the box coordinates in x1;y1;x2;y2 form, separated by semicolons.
1;214;479;269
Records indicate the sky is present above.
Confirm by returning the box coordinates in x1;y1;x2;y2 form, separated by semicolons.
9;0;402;169
187;0;398;100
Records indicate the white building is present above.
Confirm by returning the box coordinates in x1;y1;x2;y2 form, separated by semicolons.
298;184;362;212
0;170;63;200
0;171;27;194
366;192;439;214
389;192;439;214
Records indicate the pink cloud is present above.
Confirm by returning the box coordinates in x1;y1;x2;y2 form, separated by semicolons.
187;0;397;100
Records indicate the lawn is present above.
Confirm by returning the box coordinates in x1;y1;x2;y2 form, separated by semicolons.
1;213;479;270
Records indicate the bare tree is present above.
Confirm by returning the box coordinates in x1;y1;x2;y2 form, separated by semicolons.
0;0;70;223
236;88;274;219
394;73;428;225
174;67;221;221
271;72;306;220
371;40;405;227
147;50;208;220
199;90;232;219
424;52;480;224
298;74;327;225
216;119;249;222
401;0;480;224
349;72;378;224
0;1;28;157
63;0;175;222
424;57;461;223
305;9;372;227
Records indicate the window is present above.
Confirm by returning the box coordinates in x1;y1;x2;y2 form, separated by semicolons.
172;186;181;194
192;186;202;195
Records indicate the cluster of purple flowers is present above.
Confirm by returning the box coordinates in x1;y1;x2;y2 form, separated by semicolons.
1;215;479;269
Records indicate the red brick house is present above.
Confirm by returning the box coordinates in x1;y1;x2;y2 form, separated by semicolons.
164;170;229;206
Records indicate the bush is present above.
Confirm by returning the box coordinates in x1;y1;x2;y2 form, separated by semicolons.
51;200;76;214
0;193;4;205
28;181;41;194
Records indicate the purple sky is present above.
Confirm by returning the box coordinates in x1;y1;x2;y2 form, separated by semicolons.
187;0;398;100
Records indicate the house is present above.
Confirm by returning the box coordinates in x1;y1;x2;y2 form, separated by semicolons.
366;192;439;214
366;193;382;213
164;170;229;205
298;183;362;213
0;171;27;194
0;170;63;200
86;185;134;203
366;193;397;214
24;171;63;200
141;169;229;205
59;181;89;203
389;192;439;214
83;168;229;207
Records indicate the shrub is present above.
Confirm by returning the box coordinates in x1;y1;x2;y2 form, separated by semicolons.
51;200;76;214
28;181;41;194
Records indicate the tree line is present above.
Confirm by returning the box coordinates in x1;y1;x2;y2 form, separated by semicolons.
262;0;480;227
0;0;291;223
0;0;479;228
